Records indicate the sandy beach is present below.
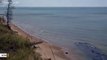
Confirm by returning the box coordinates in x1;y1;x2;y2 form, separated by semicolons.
10;23;71;60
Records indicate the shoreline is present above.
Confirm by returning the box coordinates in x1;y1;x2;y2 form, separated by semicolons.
10;23;71;60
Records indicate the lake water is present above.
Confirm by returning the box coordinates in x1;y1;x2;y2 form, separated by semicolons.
1;7;107;60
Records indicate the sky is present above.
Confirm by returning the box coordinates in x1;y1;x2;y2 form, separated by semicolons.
1;0;107;7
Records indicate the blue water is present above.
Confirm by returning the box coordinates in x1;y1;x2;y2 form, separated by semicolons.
1;7;107;60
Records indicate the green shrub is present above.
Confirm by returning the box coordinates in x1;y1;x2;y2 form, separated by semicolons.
0;24;42;60
0;33;30;53
0;24;13;36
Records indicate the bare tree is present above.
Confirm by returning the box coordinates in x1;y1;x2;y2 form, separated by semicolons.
6;0;13;29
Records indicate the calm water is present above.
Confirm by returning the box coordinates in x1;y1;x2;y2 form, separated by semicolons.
1;7;107;60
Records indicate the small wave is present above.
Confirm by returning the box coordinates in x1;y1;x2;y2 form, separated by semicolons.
13;13;53;16
75;42;107;60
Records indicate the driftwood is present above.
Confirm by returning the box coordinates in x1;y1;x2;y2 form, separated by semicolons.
30;41;43;46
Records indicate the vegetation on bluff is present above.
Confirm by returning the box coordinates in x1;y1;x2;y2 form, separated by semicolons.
0;18;42;60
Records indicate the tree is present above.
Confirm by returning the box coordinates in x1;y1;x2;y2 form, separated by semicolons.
6;0;13;29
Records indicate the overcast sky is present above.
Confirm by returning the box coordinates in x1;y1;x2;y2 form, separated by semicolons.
5;0;107;7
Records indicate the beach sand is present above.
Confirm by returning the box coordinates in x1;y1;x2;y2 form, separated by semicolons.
10;24;72;60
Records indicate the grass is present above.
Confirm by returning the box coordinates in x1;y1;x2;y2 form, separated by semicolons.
0;24;12;34
0;23;42;60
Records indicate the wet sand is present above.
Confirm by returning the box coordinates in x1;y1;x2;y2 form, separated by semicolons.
10;23;71;60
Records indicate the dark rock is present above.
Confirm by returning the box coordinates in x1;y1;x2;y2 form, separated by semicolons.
65;51;69;54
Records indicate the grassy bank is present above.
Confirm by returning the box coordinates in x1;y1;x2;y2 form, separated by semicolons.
0;19;42;60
